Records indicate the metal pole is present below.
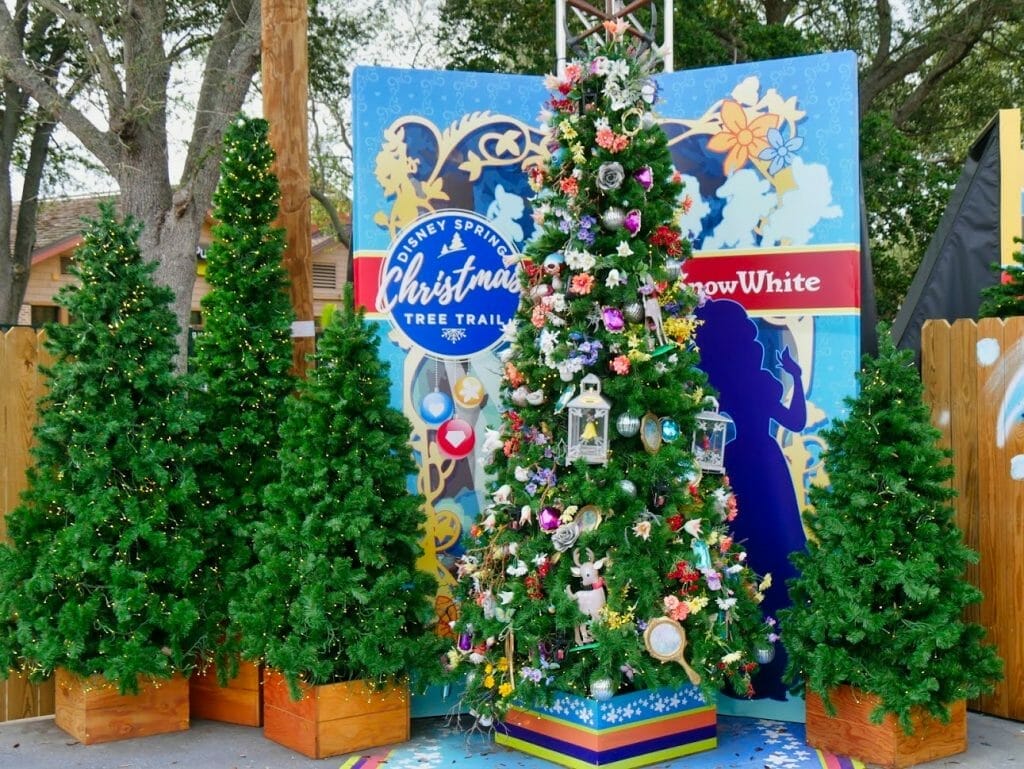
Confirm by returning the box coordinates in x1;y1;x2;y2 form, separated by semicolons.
663;0;673;71
556;0;567;76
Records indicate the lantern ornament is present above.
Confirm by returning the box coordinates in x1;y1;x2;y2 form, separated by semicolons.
567;374;611;465
692;397;731;473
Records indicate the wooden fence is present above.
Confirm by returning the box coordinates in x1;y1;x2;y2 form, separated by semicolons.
0;327;54;722
922;317;1024;720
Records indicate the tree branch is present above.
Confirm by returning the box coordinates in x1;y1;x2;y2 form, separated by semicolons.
37;0;125;116
178;0;260;202
0;4;120;169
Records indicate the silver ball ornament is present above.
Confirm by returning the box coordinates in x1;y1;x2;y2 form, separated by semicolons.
616;412;641;437
619;479;637;496
755;645;776;664
602;206;625;230
624;302;644;323
590;678;615;701
665;258;683;280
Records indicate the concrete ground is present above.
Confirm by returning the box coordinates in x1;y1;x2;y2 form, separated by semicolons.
0;711;1021;769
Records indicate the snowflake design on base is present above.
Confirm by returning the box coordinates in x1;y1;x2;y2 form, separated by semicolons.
442;327;467;343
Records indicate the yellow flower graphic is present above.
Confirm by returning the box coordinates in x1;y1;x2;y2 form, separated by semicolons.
706;100;780;176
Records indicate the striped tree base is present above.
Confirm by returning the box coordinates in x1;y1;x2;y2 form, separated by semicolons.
496;685;716;769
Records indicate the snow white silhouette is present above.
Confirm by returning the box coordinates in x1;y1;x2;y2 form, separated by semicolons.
695;299;807;700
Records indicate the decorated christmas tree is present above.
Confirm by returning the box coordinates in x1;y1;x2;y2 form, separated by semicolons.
782;328;1002;731
0;205;203;692
448;24;771;723
978;238;1024;318
190;115;295;675
232;292;445;698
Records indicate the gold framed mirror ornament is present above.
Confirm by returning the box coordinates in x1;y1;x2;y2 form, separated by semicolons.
643;616;701;685
640;412;662;454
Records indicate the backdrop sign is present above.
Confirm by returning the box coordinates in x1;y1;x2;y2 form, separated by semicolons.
352;52;860;722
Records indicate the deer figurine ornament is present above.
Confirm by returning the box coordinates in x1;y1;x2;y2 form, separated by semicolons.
565;548;609;644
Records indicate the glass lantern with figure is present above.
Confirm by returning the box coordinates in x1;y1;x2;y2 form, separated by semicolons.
566;374;611;465
692;397;731;473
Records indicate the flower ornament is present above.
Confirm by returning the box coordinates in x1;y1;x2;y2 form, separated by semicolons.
706;99;781;176
758;126;804;175
623;209;642;236
550;522;581;552
602;307;625;332
605;268;627;288
640;79;658;104
570;273;596;295
633;166;653;191
597;161;626;191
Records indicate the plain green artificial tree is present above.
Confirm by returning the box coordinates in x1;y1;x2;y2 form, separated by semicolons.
448;28;770;722
978;238;1024;318
190;115;295;676
0;204;203;693
233;292;446;699
782;328;1002;732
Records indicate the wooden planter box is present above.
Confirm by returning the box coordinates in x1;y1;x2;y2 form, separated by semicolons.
262;669;410;759
54;668;189;745
496;684;716;768
805;685;967;769
189;660;263;727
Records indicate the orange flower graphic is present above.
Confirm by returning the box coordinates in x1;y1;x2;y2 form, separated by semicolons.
706;100;780;176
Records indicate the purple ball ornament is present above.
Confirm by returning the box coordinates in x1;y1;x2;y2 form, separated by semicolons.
602;306;625;332
624;209;642;236
458;632;473;652
634;166;654;191
539;506;562;531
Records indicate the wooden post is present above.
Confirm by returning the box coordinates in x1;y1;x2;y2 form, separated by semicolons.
261;0;314;377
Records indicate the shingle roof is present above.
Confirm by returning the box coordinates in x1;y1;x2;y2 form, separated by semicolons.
13;193;121;265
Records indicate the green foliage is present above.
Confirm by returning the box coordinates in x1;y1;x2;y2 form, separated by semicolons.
448;32;771;722
860;112;958;319
189;115;295;679
233;290;445;698
978;239;1024;318
0;204;203;693
439;0;555;74
782;327;1002;732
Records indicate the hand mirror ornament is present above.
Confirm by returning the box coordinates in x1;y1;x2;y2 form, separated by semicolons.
643;616;701;685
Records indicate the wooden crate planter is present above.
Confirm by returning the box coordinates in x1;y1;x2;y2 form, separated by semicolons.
262;669;410;759
805;685;967;769
496;684;716;768
189;660;263;727
54;668;189;745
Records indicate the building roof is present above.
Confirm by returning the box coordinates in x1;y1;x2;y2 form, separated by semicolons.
13;193;121;266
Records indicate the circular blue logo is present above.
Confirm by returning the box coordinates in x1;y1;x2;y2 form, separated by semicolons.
375;210;520;359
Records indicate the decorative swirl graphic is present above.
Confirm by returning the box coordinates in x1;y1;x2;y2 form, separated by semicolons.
373;112;548;240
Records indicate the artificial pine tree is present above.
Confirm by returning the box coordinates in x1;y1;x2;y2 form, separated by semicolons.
0;205;203;693
233;291;445;698
782;328;1002;732
978;238;1024;318
448;24;770;723
190;115;295;676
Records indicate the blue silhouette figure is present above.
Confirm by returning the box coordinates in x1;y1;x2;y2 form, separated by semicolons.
695;299;806;700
